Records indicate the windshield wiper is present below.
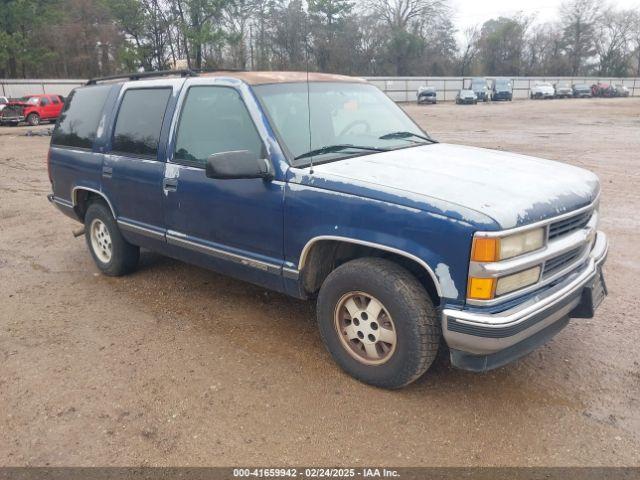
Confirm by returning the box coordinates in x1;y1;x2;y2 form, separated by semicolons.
379;131;436;143
294;144;389;161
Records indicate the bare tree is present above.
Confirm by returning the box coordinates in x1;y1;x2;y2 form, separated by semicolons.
459;25;479;76
366;0;443;30
596;8;635;76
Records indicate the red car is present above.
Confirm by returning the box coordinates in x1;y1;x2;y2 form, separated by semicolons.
591;83;615;98
0;94;65;126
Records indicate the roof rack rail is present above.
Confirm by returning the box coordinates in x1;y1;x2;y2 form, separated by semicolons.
86;69;198;85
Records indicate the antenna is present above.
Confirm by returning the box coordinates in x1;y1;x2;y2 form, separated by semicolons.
305;15;313;174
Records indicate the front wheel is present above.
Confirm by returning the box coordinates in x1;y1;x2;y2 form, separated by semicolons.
26;113;40;126
317;258;440;389
84;201;139;276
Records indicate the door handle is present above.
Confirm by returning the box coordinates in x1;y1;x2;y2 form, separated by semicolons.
102;166;113;178
163;177;178;192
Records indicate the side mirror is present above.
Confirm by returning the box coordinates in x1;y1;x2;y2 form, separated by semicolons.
205;150;273;180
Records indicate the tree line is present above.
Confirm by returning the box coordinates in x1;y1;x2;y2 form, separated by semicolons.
1;0;639;79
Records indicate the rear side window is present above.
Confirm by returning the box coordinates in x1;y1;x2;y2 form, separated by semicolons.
40;97;50;106
52;96;60;104
112;88;171;157
51;85;111;149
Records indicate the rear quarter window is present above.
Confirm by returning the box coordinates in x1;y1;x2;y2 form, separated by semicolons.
111;88;171;157
51;85;112;149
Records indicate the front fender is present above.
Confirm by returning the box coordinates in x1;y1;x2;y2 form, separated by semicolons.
284;182;475;304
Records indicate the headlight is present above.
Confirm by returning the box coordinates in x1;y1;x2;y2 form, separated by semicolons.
495;266;541;296
471;227;545;262
499;228;545;259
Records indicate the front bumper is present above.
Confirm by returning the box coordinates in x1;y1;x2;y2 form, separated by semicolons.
492;92;511;100
0;115;24;124
442;231;608;371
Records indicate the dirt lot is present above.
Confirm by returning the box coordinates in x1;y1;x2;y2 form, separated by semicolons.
1;98;639;467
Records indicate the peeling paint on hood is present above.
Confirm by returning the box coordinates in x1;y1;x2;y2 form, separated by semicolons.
310;143;600;229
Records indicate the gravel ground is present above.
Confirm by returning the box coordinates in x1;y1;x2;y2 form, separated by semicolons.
0;98;639;467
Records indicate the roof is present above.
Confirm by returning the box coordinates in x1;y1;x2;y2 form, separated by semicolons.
200;71;367;85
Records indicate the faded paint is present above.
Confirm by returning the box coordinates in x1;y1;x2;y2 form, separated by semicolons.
435;263;459;299
311;143;600;229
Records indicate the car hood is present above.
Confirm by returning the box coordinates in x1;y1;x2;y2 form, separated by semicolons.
297;143;599;230
535;86;554;93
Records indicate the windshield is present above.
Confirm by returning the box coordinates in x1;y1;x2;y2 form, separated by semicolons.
254;82;431;166
495;79;511;89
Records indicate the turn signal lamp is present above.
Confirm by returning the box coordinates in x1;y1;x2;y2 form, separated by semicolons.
467;277;496;300
471;237;499;262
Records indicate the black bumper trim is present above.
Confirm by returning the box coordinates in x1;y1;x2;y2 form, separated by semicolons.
450;316;570;372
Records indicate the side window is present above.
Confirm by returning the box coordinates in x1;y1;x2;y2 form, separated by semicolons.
40;97;50;106
51;85;112;149
174;86;263;167
112;88;171;157
52;96;60;104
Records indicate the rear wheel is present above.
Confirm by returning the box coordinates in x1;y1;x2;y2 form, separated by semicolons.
26;113;40;126
317;258;440;389
84;201;139;276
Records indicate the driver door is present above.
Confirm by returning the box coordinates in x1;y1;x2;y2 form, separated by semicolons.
162;84;285;291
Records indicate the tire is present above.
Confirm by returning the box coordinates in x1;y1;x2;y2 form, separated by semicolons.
84;201;139;276
26;113;40;126
316;258;440;389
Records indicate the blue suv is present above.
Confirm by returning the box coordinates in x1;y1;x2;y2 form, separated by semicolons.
47;70;608;388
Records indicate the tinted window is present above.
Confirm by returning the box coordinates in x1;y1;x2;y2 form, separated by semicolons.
51;85;111;149
40;97;50;106
52;96;60;104
174;86;262;166
112;88;171;157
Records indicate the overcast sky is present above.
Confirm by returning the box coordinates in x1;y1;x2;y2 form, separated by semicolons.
451;0;640;44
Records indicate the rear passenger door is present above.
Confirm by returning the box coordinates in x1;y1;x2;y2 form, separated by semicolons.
101;86;173;246
162;83;285;290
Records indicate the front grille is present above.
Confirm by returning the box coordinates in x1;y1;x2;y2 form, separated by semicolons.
1;106;23;119
548;210;592;240
543;247;582;278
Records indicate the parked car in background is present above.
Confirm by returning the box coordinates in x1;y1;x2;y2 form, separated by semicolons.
591;83;615;98
490;78;513;101
572;83;592;98
0;94;65;126
416;86;437;104
613;84;630;97
47;70;607;388
553;82;572;98
456;89;477;104
470;77;490;102
530;82;555;99
0;96;9;112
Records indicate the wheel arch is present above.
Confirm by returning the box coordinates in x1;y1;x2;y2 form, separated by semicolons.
72;187;116;221
298;236;443;305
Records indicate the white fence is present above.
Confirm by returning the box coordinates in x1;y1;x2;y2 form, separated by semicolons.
0;79;85;98
364;76;640;102
2;76;639;102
